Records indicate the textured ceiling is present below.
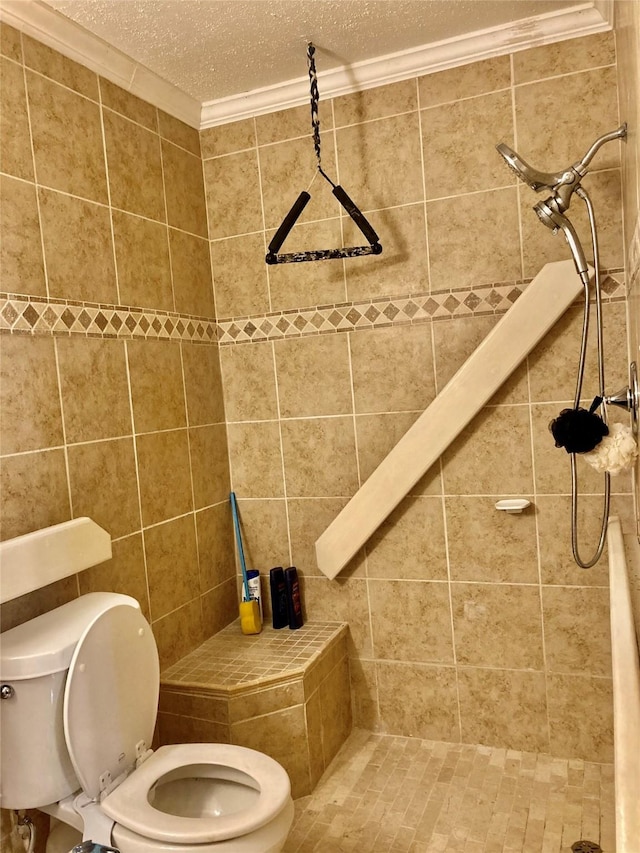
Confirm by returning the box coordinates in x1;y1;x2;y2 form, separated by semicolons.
43;0;580;103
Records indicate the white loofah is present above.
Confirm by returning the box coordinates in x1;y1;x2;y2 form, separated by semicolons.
582;421;638;475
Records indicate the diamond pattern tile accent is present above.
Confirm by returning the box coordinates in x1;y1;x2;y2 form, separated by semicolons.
464;293;481;310
486;289;503;308
61;308;75;328
383;304;399;320
443;295;460;313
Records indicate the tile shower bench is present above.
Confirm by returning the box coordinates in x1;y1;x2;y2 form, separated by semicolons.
158;621;352;798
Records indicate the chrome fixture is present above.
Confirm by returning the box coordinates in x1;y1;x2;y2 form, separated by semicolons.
496;125;629;568
0;684;14;699
605;362;639;435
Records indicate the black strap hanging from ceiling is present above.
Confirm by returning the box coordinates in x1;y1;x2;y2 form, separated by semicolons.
265;43;383;265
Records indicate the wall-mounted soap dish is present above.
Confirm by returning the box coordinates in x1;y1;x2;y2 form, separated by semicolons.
495;499;531;514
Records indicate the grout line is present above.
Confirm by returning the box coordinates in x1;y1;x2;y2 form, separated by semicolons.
97;73;122;305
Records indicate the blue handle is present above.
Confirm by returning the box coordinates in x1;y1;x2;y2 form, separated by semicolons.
230;492;250;600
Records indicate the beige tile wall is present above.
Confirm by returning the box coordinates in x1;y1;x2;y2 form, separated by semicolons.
202;31;635;763
0;24;234;668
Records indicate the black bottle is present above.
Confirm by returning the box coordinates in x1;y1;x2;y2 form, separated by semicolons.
269;567;288;629
284;566;303;629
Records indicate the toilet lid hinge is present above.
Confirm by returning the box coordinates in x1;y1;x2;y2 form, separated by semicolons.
135;739;153;768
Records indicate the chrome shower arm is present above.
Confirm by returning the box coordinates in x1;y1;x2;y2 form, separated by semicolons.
575;123;627;173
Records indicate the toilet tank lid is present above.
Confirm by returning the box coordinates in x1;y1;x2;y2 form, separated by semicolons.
0;593;140;680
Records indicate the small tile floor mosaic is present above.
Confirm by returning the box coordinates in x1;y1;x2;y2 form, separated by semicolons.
284;730;616;853
161;621;345;690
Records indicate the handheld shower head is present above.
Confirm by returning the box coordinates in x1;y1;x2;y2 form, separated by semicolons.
495;143;572;193
534;198;589;282
496;124;627;212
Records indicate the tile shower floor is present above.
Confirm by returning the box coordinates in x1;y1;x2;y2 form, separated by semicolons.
284;729;615;853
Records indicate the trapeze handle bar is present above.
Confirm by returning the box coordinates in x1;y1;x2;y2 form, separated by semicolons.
267;191;311;257
332;185;379;244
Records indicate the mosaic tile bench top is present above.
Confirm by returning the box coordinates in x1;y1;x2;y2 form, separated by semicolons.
161;620;347;693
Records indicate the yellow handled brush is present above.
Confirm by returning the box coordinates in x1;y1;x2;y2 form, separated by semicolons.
230;492;261;635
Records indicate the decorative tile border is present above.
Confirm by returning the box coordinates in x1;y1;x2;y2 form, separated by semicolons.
0;271;626;346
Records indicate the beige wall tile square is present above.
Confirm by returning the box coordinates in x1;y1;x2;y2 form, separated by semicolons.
377;661;459;742
547;673;613;762
195;503;235;593
204;150;263;239
458;667;549;752
0;448;70;541
528;305;595;404
201;119;255;158
103;108;165;220
301;576;372;656
68;437;140;539
39;187;117;303
127;340;186;433
256;104;320;146
452;583;544;669
22;34;98;99
442;405;534;495
0;335;62;455
0;175;45;295
135;429;193;526
227;498;289;575
369;579;453;663
348;657;379;729
366;496;447;580
231;705;311;798
189;424;230;509
336;113;423;211
515;67;621;174
158;111;200;156
210;233;270;317
542;586;612;677
350;324;436;414
201;576;238;636
78;533;149;619
112;210;173;311
169;229;215;317
27;71;107;203
153;598;203;669
57;337;132;443
287;497;355;577
445;497;538;583
319;656;352;765
514;32;615;85
536;495;610;586
334;79;417;127
229;680;305;724
182;343;225;426
227;421;284;498
162;140;208;237
220;341;278;422
343;204;429;301
99;78;157;131
159;689;229;724
427;187;522;291
418;56;511;108
422;91;514;199
0;57;34;181
266;217;347;311
0;22;22;61
144;514;199;620
281;416;359;497
275;334;352;417
260;134;339;230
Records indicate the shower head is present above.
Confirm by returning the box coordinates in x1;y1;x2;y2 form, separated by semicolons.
496;124;627;211
495;143;572;193
534;198;589;282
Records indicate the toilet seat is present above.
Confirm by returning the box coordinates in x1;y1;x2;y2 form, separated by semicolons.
102;743;292;844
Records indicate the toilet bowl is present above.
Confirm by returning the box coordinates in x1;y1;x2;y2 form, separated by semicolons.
0;593;294;852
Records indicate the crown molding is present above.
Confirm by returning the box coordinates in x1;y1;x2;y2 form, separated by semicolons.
0;1;611;132
200;2;611;128
0;0;201;127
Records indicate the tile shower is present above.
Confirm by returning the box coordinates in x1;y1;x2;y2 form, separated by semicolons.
1;12;639;853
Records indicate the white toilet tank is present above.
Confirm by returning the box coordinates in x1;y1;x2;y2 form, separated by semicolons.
0;593;140;809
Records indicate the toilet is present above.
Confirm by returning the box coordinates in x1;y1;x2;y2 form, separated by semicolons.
0;592;294;852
